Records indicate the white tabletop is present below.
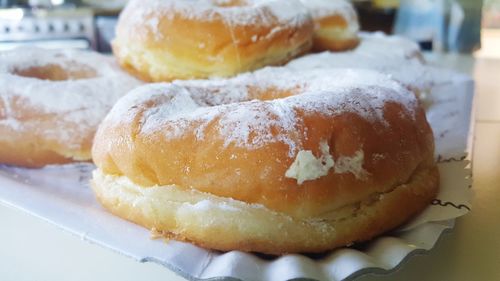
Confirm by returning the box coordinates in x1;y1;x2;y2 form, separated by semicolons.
1;54;499;281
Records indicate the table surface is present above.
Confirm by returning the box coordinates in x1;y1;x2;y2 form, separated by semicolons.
1;53;499;281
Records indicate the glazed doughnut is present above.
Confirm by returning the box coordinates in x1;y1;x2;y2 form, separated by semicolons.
113;0;314;82
91;68;438;254
0;47;141;167
300;0;360;51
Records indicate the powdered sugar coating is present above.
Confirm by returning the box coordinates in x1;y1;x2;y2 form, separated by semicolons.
105;68;417;156
288;32;422;70
120;0;311;40
286;32;463;92
356;32;423;61
0;47;142;150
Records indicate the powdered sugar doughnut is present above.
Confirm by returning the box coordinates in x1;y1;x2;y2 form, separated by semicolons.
0;47;141;167
300;0;360;51
91;67;438;254
287;32;423;70
113;0;314;82
285;32;457;99
356;32;424;61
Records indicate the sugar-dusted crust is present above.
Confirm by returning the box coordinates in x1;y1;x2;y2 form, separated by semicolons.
113;0;314;82
91;68;438;253
0;47;141;167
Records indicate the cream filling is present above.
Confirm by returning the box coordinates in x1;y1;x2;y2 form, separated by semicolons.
334;150;369;180
286;141;369;184
285;140;334;184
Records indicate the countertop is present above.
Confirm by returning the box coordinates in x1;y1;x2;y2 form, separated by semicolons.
1;52;499;281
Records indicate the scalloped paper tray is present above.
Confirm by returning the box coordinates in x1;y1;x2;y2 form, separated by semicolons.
0;70;474;281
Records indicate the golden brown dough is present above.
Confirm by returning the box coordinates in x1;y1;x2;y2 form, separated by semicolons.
91;68;438;254
300;0;360;51
0;47;141;167
113;0;314;82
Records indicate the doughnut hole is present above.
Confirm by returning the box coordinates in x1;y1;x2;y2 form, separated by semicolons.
243;86;299;101
12;63;97;81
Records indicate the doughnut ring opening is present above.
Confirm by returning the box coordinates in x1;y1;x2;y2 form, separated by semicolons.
12;63;98;81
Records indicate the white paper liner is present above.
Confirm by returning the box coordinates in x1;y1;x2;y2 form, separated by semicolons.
0;70;474;281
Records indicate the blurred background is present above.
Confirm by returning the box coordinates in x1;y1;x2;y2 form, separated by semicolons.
0;2;499;281
0;0;498;55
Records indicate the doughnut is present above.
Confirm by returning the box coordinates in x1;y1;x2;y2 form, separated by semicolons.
299;0;360;51
113;0;314;82
91;68;438;254
0;47;141;168
286;33;449;99
287;32;424;71
356;32;424;62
